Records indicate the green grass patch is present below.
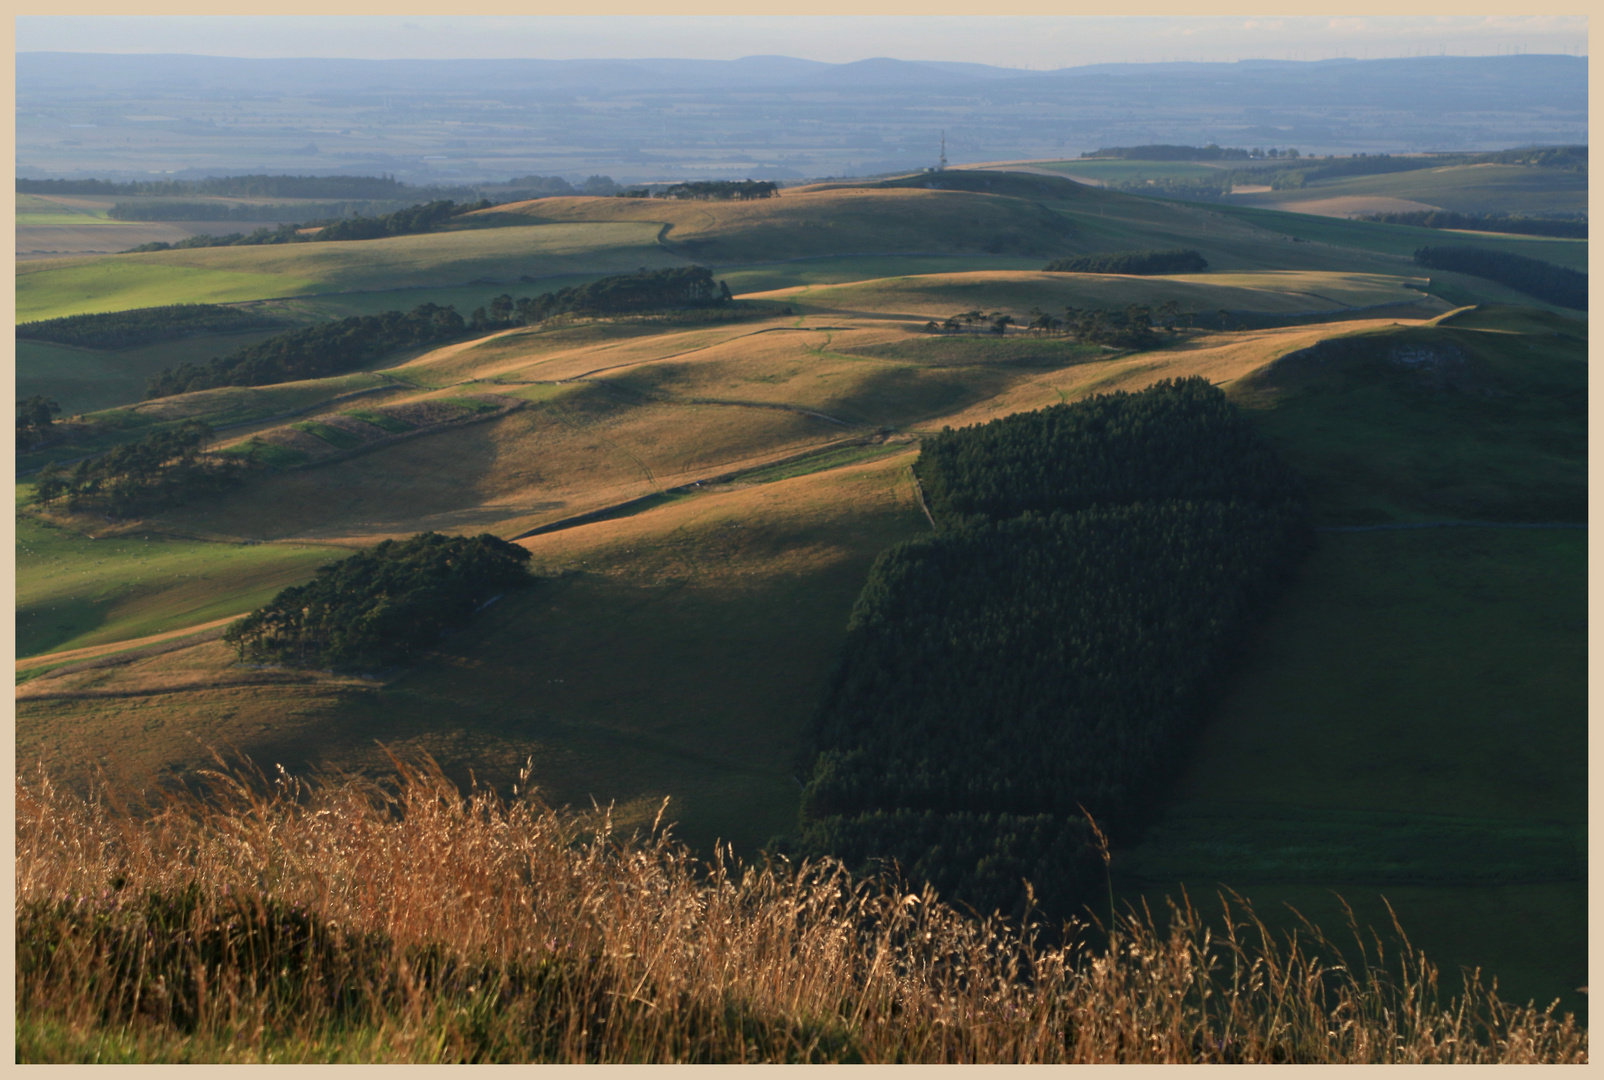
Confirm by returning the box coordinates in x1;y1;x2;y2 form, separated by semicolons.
342;409;415;433
1197;202;1588;271
291;421;366;449
18;223;680;322
15;510;342;657
16;328;292;417
732;442;914;485
216;437;311;469
1232;321;1586;525
16;260;321;322
1242;163;1588;218
1117;525;1586;1018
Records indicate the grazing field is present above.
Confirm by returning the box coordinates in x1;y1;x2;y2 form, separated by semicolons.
16;222;682;321
472;187;1081;263
1119;526;1586;1019
1230;163;1589;219
744;269;1436;321
16;329;292;417
15;508;342;660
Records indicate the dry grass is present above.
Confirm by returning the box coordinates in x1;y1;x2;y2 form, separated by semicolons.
16;754;1585;1063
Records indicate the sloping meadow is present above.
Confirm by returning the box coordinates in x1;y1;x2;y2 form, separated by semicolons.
792;377;1311;920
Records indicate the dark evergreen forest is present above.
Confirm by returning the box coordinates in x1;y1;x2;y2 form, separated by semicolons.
1413;246;1586;310
17;304;286;350
790;378;1310;921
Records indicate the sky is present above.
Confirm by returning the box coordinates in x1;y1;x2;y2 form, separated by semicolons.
14;16;1589;68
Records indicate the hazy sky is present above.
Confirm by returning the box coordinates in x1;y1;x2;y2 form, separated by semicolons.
15;16;1588;68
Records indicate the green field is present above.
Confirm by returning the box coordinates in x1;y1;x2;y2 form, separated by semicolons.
1119;526;1586;1018
16;507;342;659
1231;163;1589;218
16;221;682;321
16;329;292;417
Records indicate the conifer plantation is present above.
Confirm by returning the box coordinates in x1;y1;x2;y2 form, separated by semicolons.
794;380;1311;919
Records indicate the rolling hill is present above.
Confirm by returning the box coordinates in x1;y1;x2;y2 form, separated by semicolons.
13;172;1588;1021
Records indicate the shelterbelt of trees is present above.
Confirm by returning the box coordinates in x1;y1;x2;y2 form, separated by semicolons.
17;303;286;350
1358;210;1586;239
142;267;735;397
1413;245;1587;310
124;199;492;253
789;378;1311;920
223;532;534;671
144;304;468;398
1043;248;1208;275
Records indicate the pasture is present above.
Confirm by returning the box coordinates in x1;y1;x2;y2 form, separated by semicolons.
12;172;1587;1028
1230;163;1588;219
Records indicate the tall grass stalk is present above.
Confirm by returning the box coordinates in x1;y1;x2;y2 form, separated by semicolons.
15;754;1586;1063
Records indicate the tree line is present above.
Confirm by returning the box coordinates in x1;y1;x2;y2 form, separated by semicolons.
788;378;1310;920
660;180;778;201
106;200;408;223
32;421;244;517
1044;249;1208;275
145;303;467;398
142;268;735;398
1359;211;1585;239
17;303;286;351
223;532;534;671
1081;144;1258;161
1413;245;1587;310
123;199;492;253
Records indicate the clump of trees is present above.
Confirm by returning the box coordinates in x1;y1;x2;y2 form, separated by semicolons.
791;378;1310;920
661;180;777;201
1413;246;1587;310
16;396;61;451
467;266;733;330
32;420;244;516
930;302;1185;348
1044;249;1208;275
145;303;467;398
223;532;534;671
1359;212;1585;239
16;304;286;350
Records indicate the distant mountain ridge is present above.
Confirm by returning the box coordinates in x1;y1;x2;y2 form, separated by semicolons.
16;53;1585;185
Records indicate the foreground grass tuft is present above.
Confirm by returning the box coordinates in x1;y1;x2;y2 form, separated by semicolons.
15;755;1586;1063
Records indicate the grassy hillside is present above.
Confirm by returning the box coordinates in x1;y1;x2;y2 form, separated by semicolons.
17;328;292;417
13;168;1588;1040
16;222;681;321
472;187;1080;263
745;269;1437;320
1230;163;1588;218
